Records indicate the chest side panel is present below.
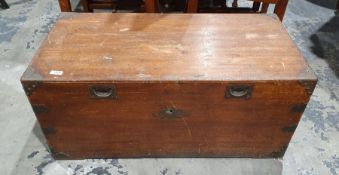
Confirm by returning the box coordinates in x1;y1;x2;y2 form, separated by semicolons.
24;80;315;159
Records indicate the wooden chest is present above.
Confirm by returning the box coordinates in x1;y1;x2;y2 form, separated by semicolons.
21;13;317;159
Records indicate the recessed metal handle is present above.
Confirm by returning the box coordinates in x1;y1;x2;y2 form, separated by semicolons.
225;85;253;99
89;86;117;99
229;87;248;97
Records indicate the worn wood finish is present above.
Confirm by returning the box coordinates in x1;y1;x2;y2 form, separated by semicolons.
261;3;269;13
251;0;288;20
185;0;288;21
22;13;317;159
22;13;315;82
58;0;72;12
252;1;261;11
144;0;156;12
82;0;90;12
274;0;289;21
187;0;198;13
59;0;156;12
251;0;279;3
82;0;118;12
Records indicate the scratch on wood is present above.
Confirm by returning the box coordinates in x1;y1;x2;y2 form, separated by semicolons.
169;101;176;109
99;38;108;46
102;56;112;60
137;73;152;79
148;45;173;54
281;62;286;70
119;28;129;32
181;117;192;137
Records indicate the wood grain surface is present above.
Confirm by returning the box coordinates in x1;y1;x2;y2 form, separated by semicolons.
22;13;315;82
21;13;317;159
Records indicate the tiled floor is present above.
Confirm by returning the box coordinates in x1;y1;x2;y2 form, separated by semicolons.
0;0;338;174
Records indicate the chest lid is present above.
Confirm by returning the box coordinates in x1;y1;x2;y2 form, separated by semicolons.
21;13;316;82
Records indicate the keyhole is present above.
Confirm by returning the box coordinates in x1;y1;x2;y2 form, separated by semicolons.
165;108;175;115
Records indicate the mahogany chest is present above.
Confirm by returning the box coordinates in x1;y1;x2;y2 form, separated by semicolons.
21;13;317;159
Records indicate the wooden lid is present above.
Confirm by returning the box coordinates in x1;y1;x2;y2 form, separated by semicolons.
22;13;316;82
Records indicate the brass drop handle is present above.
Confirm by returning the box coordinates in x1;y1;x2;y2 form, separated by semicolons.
89;86;117;99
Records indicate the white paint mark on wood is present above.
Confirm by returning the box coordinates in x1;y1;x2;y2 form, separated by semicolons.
120;28;129;32
102;56;112;60
49;70;63;76
137;73;152;78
